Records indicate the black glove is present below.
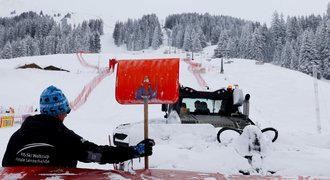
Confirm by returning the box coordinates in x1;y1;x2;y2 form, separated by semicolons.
132;138;155;158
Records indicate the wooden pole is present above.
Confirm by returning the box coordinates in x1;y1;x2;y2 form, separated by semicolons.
143;96;149;169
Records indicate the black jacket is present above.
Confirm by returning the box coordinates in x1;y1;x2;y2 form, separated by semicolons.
2;114;135;167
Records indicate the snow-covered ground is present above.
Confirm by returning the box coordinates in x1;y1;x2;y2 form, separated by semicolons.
1;41;330;177
1;0;330;178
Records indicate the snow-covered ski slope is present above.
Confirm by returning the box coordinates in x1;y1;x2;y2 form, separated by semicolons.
1;42;330;176
1;0;330;176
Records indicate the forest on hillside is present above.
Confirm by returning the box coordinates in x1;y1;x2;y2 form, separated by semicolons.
114;3;330;79
1;3;329;80
0;11;103;59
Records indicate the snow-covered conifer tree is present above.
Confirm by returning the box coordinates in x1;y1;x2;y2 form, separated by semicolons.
143;29;150;49
13;39;27;58
151;26;161;50
285;17;299;42
183;26;193;51
298;30;317;74
1;42;13;59
281;41;294;68
192;31;202;52
210;26;221;45
251;27;266;61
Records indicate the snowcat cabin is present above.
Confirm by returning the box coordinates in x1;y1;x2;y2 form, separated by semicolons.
176;87;228;116
162;86;253;129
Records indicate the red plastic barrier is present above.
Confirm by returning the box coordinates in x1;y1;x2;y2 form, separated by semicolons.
0;167;224;179
1;166;319;179
109;58;118;70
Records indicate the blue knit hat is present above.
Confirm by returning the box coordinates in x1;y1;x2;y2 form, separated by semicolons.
40;85;71;115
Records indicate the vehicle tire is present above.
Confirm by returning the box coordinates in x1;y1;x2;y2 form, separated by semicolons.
217;127;242;143
261;127;278;142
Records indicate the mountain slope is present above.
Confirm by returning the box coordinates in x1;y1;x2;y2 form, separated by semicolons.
0;45;330;175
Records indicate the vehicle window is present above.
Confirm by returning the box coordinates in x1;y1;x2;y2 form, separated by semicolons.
214;100;222;113
182;98;222;113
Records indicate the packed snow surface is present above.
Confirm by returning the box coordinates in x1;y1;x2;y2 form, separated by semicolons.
0;44;330;177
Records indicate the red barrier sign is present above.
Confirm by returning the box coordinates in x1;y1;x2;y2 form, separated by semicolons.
115;58;180;104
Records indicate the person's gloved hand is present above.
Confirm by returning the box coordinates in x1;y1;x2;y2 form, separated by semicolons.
133;138;155;158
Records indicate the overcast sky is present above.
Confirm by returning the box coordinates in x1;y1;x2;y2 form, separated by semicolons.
1;0;329;26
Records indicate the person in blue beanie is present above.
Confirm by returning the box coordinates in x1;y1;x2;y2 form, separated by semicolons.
2;85;155;167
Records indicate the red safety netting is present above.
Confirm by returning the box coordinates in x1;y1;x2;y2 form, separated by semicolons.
76;51;99;70
69;68;113;111
69;52;115;111
183;58;209;89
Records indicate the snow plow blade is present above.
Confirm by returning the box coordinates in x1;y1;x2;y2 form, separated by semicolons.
0;166;324;179
115;58;180;104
